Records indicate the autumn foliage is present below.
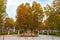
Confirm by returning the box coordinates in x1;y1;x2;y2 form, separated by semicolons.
4;18;15;29
16;1;43;31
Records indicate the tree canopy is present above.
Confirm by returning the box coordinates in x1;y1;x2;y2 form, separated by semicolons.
16;1;43;31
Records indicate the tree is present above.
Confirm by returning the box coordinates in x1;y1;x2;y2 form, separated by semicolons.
32;1;44;30
0;0;6;32
4;18;15;30
46;13;60;31
52;0;60;31
16;3;32;31
53;0;60;13
16;1;43;32
44;4;54;19
44;3;60;31
53;13;60;31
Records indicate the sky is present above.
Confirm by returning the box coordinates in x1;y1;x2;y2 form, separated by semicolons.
6;0;53;21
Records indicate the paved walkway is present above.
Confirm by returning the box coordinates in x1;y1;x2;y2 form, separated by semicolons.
0;35;60;40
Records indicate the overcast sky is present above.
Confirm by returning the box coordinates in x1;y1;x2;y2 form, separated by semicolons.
6;0;53;21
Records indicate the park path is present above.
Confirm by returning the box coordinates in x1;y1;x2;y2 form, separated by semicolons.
0;35;60;40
